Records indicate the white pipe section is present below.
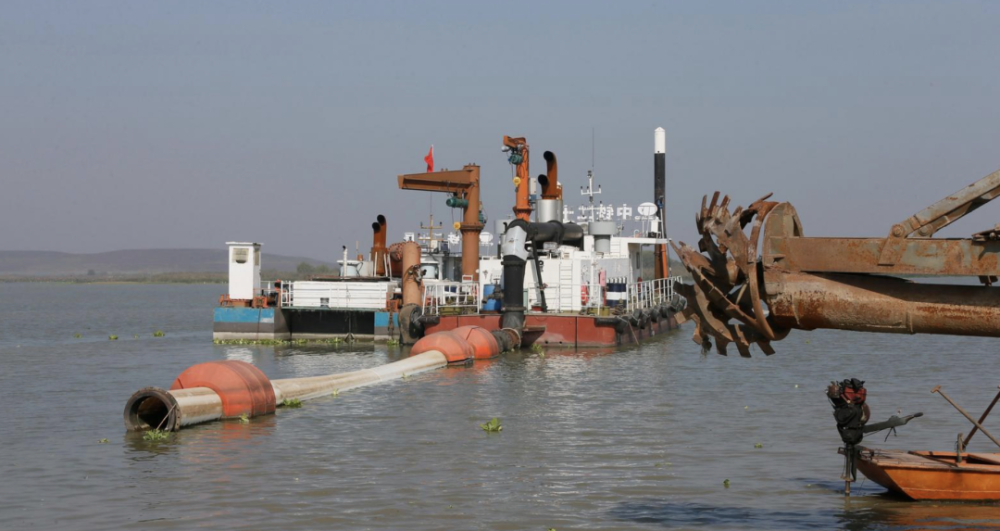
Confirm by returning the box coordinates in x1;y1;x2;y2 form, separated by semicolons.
170;387;224;428
271;351;448;402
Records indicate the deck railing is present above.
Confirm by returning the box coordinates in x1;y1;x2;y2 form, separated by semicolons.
625;276;682;313
422;280;481;315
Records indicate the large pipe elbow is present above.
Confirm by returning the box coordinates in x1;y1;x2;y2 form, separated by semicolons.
540;151;561;199
377;214;387;246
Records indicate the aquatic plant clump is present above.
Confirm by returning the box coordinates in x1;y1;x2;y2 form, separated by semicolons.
480;417;502;432
108;335;118;341
283;398;303;408
212;337;348;346
143;429;170;442
153;330;165;337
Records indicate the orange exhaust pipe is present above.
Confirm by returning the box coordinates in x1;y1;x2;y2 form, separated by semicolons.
372;215;387;276
538;151;561;200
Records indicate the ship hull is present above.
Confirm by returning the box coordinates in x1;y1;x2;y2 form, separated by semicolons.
425;312;680;348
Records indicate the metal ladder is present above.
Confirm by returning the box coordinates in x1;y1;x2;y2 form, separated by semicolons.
558;261;574;311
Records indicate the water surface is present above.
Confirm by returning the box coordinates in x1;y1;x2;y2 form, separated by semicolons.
1;283;998;530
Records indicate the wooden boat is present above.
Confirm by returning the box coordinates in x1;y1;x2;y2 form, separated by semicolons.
852;446;1000;500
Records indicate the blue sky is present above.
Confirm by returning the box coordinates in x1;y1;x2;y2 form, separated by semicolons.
2;1;999;261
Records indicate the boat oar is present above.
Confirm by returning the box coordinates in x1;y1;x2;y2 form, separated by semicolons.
932;386;1000;451
962;385;1000;450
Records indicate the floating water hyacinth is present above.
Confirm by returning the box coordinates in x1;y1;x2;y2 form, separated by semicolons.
108;335;118;341
282;398;303;408
143;429;169;442
153;330;165;337
480;417;502;432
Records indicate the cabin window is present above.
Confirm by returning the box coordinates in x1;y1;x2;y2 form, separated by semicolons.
320;297;329;308
233;248;249;264
254;248;260;266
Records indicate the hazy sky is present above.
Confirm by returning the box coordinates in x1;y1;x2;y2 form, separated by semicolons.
3;1;999;261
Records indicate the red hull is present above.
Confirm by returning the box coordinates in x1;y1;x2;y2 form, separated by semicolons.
425;312;680;348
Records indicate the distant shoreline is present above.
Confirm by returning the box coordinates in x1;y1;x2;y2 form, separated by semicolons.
0;271;312;284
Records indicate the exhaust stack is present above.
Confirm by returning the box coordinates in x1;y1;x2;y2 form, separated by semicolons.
371;215;387;276
537;151;563;223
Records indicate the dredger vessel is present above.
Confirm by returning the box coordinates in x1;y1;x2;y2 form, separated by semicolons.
213;128;685;347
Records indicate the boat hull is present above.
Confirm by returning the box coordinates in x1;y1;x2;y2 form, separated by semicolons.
425;312;681;348
856;447;1000;500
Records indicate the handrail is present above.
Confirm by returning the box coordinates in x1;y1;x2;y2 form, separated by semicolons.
626;276;681;312
422;279;480;315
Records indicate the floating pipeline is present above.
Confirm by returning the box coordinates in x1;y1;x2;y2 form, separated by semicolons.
123;326;507;432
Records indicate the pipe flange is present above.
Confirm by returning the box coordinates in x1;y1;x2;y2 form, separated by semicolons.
124;387;180;432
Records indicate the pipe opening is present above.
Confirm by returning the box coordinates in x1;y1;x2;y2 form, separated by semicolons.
124;387;178;432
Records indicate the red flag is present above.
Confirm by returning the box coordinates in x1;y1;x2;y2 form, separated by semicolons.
424;145;434;173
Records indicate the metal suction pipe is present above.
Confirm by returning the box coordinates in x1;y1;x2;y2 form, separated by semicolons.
401;241;422;306
500;222;529;333
123;352;449;432
524;220;585;249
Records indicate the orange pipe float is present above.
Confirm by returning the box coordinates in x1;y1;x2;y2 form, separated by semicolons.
452;325;500;359
409;330;475;363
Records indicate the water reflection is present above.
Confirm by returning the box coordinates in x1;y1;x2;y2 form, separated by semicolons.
838;499;1000;531
613;499;1000;530
611;500;832;529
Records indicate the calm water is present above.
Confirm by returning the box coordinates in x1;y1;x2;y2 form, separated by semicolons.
1;282;999;530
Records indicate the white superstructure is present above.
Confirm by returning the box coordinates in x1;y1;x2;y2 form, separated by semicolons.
226;242;261;300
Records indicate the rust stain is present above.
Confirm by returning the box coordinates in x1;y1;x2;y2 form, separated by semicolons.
673;166;1000;355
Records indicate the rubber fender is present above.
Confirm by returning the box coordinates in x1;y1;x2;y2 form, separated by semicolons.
595;317;628;334
660;305;671;318
410;331;475;363
452;325;500;359
171;360;276;418
398;303;423;345
649;308;660;323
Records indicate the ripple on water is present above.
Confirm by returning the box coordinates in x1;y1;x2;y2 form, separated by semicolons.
3;283;1000;530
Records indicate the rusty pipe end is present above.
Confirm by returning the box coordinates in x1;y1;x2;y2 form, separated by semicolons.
377;214;386;228
541;151;559;199
931;385;942;394
372;222;382;234
124;387;180;432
